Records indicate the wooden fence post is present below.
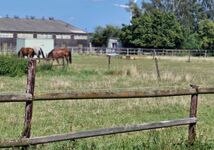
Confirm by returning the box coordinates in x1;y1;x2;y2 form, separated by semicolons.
188;84;198;145
22;59;36;139
187;50;191;62
108;55;111;70
154;57;161;81
152;49;156;59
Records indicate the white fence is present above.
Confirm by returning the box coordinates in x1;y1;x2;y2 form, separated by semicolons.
1;47;214;57
68;47;213;57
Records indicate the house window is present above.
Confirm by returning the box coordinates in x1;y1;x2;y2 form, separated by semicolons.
74;35;88;40
0;33;13;38
17;33;33;38
56;34;71;39
37;34;53;39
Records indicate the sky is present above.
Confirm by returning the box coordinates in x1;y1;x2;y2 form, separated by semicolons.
0;0;144;32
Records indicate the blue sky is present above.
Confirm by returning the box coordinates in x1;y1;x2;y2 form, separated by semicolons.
0;0;145;32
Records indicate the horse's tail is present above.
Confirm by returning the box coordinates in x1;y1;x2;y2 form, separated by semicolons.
68;50;72;64
40;48;45;58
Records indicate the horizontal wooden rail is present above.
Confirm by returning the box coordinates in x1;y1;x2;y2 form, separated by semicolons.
0;94;32;102
0;117;196;148
23;87;214;101
1;87;214;102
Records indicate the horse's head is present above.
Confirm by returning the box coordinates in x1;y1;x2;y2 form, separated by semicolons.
17;50;21;57
18;48;23;57
47;50;54;61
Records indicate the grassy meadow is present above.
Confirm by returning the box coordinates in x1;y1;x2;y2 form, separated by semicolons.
0;54;214;149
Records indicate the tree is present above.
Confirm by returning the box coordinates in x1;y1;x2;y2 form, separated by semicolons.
91;25;121;47
181;33;202;49
198;19;214;49
128;0;142;19
120;10;184;48
142;0;214;32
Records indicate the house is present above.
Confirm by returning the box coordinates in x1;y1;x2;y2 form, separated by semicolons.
0;17;89;52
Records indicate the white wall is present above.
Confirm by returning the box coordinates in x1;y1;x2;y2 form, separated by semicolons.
16;38;54;56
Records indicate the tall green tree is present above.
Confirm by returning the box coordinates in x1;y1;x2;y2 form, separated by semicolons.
142;0;214;31
120;10;184;48
91;25;121;47
198;19;214;49
128;0;142;19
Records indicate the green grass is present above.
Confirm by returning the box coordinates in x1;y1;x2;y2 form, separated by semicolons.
0;54;214;149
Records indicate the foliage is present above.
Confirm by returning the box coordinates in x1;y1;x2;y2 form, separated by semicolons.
127;0;142;19
91;25;121;47
142;0;214;32
182;33;202;49
120;10;184;48
139;0;214;50
198;19;214;49
0;55;27;77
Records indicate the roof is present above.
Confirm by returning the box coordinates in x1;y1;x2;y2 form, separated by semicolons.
0;17;86;34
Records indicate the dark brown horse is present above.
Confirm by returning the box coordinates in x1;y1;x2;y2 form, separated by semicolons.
47;48;72;64
18;47;35;58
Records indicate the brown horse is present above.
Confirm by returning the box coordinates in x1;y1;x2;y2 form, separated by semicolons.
18;47;35;58
47;48;72;65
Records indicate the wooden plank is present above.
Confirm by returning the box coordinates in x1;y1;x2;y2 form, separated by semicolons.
1;88;214;102
0;117;196;148
34;88;214;101
0;94;32;102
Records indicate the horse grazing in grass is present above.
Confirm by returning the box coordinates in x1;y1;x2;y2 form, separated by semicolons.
18;47;35;58
47;48;72;65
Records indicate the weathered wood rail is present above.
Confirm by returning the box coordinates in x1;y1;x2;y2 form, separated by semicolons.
1;87;214;102
0;59;211;148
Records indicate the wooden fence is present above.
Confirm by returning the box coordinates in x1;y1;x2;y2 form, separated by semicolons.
0;59;213;148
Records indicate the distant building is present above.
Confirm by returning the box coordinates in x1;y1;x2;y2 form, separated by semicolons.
0;17;89;52
106;38;122;54
107;38;122;49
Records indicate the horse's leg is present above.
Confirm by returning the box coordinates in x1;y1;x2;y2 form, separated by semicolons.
56;59;59;64
20;51;23;58
66;57;69;65
62;57;65;67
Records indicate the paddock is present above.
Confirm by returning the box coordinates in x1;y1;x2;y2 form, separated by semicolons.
0;54;214;149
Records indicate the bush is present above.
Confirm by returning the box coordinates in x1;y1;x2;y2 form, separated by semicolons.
0;56;27;77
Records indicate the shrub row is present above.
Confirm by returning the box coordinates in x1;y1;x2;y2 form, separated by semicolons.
0;56;27;77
